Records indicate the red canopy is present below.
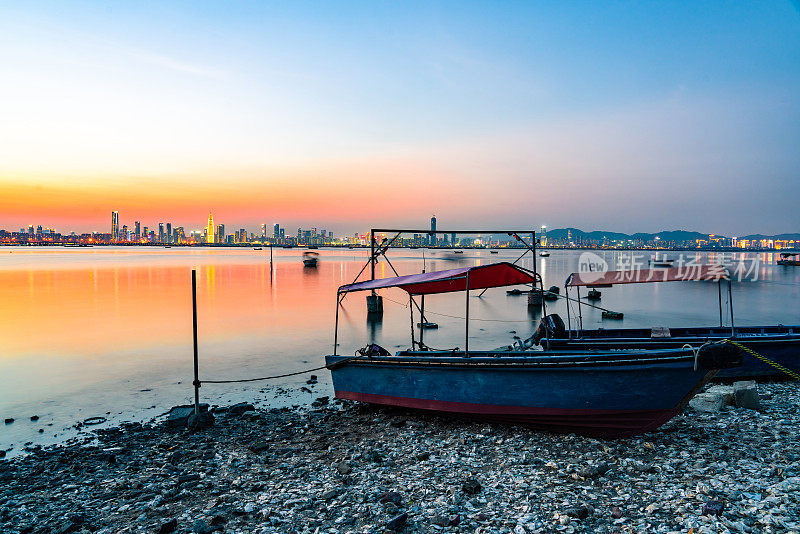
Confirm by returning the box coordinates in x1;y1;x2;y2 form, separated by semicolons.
566;264;729;287
338;262;535;295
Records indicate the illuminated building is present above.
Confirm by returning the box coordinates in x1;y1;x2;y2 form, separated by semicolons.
134;221;141;241
111;211;119;241
430;215;436;246
158;223;165;243
207;213;215;244
217;224;225;243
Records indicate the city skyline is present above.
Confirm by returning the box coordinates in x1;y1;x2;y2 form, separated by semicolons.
1;3;799;235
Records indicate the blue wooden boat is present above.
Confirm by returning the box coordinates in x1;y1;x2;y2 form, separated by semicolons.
326;263;743;437
538;266;800;379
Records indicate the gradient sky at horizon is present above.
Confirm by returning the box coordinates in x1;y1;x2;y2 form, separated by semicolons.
1;1;799;236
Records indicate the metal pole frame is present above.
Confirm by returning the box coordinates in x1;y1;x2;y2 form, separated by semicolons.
577;285;583;331
728;278;735;337
191;269;200;415
465;270;470;357
410;294;416;349
718;280;723;328
333;291;342;356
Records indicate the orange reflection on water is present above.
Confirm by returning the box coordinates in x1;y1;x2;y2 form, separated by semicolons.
0;261;345;361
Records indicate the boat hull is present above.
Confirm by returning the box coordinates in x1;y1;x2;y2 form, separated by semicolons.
545;325;800;379
326;350;716;438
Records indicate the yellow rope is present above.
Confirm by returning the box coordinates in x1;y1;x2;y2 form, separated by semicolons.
725;340;800;380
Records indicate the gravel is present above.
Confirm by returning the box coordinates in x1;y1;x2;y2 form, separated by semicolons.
0;381;798;533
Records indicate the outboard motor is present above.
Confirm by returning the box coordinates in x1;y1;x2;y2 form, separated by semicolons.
357;343;391;357
532;314;567;346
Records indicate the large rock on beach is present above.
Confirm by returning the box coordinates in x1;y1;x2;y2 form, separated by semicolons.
689;392;724;413
165;404;208;428
733;380;761;411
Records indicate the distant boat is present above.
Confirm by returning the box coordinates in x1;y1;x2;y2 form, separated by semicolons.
454;250;464;254
543;285;560;301
490;250;499;254
303;251;319;267
540;250;550;257
507;288;527;295
586;288;601;300
777;252;800;266
253;247;262;250
283;245;293;249
602;310;624;320
417;321;438;329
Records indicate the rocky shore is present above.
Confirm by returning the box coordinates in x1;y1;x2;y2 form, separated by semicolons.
1;382;799;534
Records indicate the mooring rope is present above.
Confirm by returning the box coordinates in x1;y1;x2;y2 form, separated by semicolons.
724;339;800;380
201;354;367;384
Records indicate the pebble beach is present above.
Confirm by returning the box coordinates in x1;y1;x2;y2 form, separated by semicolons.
1;382;798;534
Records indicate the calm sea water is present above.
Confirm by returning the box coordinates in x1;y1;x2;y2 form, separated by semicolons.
1;246;798;453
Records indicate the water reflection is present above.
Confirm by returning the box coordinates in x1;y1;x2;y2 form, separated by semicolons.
0;246;797;451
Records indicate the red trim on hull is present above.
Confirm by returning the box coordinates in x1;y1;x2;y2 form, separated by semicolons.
335;391;678;438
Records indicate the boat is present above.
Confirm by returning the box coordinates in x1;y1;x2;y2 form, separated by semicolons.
302;251;319;267
417;321;438;329
326;262;743;437
537;265;800;379
454;250;464;254
602;310;623;320
586;288;601;300
507;288;527;296
543;285;560;301
490;250;499;254
777;252;800;266
540;251;550;257
253;247;262;250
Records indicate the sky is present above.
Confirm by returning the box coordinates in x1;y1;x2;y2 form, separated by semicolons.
1;1;799;236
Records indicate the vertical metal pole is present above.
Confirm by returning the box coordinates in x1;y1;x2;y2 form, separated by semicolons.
565;285;572;339
409;294;416;350
191;269;200;416
420;294;425;345
333;292;340;356
270;244;273;267
577;286;583;331
465;271;470;357
728;279;735;337
370;231;375;280
718;280;723;328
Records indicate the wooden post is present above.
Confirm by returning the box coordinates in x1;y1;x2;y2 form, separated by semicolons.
192;269;200;415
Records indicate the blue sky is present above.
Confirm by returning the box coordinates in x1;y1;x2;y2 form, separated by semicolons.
0;1;798;234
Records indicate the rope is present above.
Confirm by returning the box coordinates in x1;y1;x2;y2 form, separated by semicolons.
201;354;366;384
724;340;800;380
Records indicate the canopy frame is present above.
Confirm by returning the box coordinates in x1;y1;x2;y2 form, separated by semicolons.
333;228;539;356
563;265;735;338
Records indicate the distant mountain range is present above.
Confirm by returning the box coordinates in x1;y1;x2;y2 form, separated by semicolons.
540;228;800;243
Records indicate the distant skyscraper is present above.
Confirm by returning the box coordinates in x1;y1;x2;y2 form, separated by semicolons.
121;225;128;241
111;211;119;241
217;224;225;243
36;225;42;235
28;225;34;235
541;225;547;247
166;223;172;244
429;215;437;246
273;224;280;240
134;221;141;240
158;223;165;243
451;232;456;247
207;213;215;244
262;224;267;238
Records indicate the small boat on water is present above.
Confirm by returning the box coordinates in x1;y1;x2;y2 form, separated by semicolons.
649;255;674;268
302;251;319;267
586;288;601;300
326;262;743;437
253;247;262;250
540;251;550;257
506;288;528;295
490;250;499;254
777;252;800;266
543;285;560;301
541;265;800;379
454;250;464;254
